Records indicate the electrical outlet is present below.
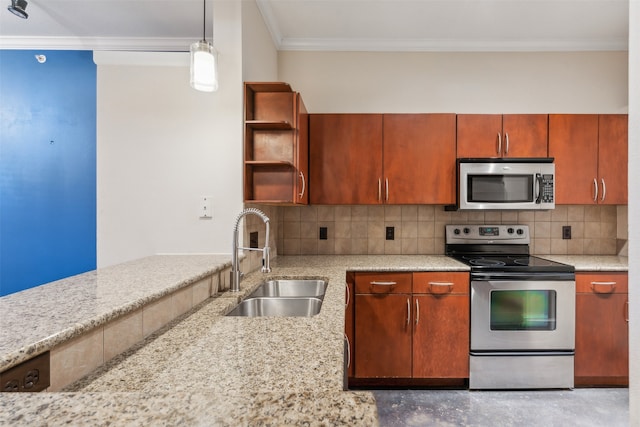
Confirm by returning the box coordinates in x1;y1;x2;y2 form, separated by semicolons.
562;226;572;239
249;232;259;248
319;227;328;240
386;226;395;240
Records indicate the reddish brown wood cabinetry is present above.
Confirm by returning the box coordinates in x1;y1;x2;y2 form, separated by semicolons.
354;272;412;378
244;82;309;204
310;114;456;205
351;271;469;383
457;114;548;158
412;272;469;379
575;272;628;386
345;272;355;378
549;114;627;205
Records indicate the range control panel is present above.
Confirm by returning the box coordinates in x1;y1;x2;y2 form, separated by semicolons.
445;225;530;244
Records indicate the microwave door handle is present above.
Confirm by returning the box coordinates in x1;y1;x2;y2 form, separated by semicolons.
535;173;542;204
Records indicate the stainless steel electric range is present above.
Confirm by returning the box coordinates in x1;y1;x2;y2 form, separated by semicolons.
445;224;576;390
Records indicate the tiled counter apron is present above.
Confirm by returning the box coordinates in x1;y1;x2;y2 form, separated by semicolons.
0;255;627;425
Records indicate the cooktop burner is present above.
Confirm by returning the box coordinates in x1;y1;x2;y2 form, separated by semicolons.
445;224;574;274
452;254;574;272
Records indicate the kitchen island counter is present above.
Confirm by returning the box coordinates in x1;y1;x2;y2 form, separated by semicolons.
1;255;467;425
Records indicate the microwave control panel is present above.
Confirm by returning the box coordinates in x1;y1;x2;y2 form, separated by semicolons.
540;174;554;202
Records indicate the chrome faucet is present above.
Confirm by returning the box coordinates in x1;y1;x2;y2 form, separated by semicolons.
231;208;271;292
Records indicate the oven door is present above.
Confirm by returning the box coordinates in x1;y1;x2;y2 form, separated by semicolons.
470;279;575;351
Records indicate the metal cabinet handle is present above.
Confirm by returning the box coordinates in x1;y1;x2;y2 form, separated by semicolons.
385;178;389;201
601;178;606;202
345;282;350;308
590;281;616;294
406;298;411;326
415;299;420;325
497;132;502;155
298;171;305;199
626;301;629;323
429;281;454;292
504;132;509;155
345;333;351;368
593;178;598;202
370;281;397;286
378;178;382;201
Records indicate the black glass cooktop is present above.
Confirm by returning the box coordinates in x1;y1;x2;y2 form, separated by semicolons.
450;254;575;273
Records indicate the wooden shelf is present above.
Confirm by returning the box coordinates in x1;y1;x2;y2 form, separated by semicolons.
246;121;293;130
245;160;295;168
245;82;292;93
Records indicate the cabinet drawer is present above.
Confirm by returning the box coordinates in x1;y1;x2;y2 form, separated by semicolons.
355;272;412;294
413;272;469;295
576;273;628;294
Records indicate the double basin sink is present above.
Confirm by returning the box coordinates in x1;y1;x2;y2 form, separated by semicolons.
226;279;327;317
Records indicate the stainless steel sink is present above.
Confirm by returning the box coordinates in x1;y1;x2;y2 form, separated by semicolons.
226;297;323;317
248;279;327;298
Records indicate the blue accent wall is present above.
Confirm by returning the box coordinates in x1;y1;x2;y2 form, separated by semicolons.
0;50;96;296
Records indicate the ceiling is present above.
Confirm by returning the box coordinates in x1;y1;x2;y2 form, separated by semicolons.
0;0;630;52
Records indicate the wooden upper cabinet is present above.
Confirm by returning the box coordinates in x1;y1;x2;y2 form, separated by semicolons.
310;114;383;204
598;114;628;205
383;114;456;204
310;113;455;205
244;82;309;204
549;114;627;205
456;114;548;158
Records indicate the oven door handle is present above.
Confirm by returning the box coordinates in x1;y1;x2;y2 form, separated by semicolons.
471;272;575;281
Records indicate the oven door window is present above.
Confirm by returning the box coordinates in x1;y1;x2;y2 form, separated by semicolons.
490;290;556;331
467;174;533;203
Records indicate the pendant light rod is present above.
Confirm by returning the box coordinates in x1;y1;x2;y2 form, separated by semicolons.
202;0;206;41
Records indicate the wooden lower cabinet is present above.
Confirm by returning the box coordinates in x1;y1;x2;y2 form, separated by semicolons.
575;272;629;386
351;271;469;384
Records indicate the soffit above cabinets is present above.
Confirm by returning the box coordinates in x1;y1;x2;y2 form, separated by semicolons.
0;0;629;52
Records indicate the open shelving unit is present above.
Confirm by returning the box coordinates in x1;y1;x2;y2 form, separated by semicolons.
244;82;308;204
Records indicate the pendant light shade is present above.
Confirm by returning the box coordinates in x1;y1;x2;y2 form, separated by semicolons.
190;0;218;92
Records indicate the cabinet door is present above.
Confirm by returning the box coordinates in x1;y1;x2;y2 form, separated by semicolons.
310;114;383;204
548;114;599;204
345;273;355;378
575;273;628;385
354;294;412;378
412;294;469;378
295;94;309;204
501;114;548;158
456;114;503;158
598;114;628;205
383;114;456;204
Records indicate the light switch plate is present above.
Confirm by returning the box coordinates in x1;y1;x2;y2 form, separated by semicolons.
199;196;213;218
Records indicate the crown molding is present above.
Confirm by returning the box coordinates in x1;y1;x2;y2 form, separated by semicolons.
277;37;629;52
0;36;193;52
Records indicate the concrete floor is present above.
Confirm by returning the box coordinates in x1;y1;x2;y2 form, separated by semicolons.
373;388;628;426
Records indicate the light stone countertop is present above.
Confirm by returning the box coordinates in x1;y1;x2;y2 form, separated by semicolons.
1;255;466;426
0;254;628;425
542;255;629;272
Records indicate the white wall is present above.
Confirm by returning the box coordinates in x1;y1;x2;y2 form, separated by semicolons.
279;51;627;114
628;1;639;424
242;0;278;81
96;1;244;268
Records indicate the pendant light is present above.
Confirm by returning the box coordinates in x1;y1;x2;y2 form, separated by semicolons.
190;0;218;92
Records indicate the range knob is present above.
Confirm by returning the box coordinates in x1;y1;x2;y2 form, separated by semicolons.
463;227;470;234
453;228;461;235
507;227;514;234
516;228;524;235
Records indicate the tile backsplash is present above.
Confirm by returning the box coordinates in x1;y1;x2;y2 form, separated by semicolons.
266;205;627;257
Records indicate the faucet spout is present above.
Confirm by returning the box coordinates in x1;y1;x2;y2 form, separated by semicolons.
231;208;271;292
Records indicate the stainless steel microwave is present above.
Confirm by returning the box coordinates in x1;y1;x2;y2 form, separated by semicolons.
458;158;555;210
